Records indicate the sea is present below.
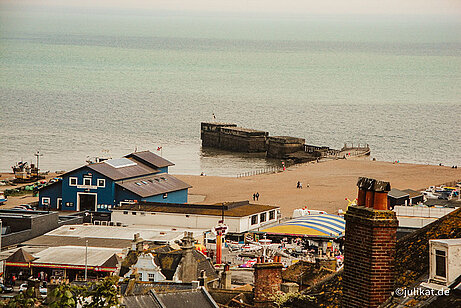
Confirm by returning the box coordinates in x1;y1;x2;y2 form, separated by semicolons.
1;6;461;176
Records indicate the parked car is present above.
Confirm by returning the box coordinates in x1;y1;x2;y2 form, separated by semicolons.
19;283;47;296
0;283;13;293
20;204;33;210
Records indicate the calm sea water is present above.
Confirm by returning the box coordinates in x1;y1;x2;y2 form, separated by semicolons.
1;8;460;176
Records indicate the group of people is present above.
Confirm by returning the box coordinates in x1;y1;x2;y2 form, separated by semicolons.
296;181;309;189
252;192;260;201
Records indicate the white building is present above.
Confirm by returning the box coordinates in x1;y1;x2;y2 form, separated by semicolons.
111;201;280;234
125;252;166;282
394;206;458;228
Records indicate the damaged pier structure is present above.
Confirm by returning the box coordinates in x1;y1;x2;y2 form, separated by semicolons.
201;122;370;163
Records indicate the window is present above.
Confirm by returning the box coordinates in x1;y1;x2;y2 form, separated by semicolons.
251;215;258;225
435;250;447;278
97;179;105;187
163;193;168;199
260;212;267;223
132;211;137;215
140;212;146;216
69;177;78;186
42;197;50;205
148;273;155;282
269;210;275;220
83;177;91;186
123;211;128;215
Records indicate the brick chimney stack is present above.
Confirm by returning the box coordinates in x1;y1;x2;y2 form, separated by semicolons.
343;177;398;308
253;262;283;307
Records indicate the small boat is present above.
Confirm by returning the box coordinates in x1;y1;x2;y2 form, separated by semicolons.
0;191;7;205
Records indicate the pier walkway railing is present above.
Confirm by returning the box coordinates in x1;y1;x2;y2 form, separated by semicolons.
236;166;282;178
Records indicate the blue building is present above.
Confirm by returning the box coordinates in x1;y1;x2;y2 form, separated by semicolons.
38;151;191;212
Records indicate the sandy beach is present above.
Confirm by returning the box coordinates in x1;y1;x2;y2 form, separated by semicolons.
176;159;461;216
2;160;460;216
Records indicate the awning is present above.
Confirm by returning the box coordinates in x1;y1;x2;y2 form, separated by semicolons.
261;214;345;238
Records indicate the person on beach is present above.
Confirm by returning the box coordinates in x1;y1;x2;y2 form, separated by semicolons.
252;193;256;201
256;192;259;201
297;181;301;189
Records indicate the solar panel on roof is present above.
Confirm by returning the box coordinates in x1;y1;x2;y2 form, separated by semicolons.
105;158;137;169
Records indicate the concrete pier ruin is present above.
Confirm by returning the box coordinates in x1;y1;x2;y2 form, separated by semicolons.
201;122;268;153
200;122;370;162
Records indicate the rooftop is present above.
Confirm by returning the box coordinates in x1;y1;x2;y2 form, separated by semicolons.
126;151;175;169
116;173;191;198
116;201;279;218
388;188;410;199
32;246;122;268
87;158;158;181
24;224;205;246
430;238;461;245
401;189;423;198
297;207;461;307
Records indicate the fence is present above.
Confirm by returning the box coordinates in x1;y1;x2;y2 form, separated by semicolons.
236;166;282;178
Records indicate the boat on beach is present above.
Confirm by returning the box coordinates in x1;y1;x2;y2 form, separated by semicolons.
0;191;7;205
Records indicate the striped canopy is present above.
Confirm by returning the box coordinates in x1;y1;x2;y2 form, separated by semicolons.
261;214;345;238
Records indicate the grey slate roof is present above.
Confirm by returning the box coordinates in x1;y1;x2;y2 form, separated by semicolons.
126;151;175;169
116;173;191;198
88;159;158;181
122;294;162;308
153;288;219;308
122;288;219;308
388;188;410;199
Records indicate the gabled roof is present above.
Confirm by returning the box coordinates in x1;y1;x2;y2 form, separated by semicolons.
126;151;174;169
388;188;410;199
116;173;191;198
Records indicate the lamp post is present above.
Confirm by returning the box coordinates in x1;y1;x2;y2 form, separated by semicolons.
84;239;88;281
34;151;43;171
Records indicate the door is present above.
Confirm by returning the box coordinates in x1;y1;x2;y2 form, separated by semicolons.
78;193;96;211
57;198;62;210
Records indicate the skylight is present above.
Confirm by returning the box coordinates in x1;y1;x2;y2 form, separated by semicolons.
105;158;137;169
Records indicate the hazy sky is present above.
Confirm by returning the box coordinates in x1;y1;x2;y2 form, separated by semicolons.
3;0;461;16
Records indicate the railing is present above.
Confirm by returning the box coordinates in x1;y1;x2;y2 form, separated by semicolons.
341;143;370;151
236;166;282;178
